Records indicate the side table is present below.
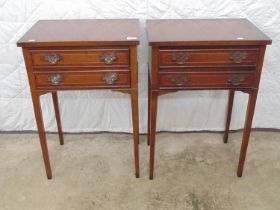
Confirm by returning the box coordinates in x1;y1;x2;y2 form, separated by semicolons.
147;19;272;179
17;19;140;179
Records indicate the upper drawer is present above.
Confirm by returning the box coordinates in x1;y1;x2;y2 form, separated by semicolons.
159;48;258;68
30;48;129;67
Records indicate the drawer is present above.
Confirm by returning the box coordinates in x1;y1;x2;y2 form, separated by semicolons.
31;48;129;67
34;70;130;89
159;72;256;89
159;48;258;68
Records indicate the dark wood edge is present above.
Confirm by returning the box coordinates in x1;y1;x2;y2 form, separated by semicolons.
34;86;131;91
32;66;131;70
33;69;131;73
17;41;139;48
29;48;130;52
158;70;257;74
31;88;132;96
158;90;178;96
159;65;257;69
154;88;257;96
158;87;258;91
149;40;272;46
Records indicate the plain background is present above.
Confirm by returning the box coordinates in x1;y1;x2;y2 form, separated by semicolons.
0;0;279;133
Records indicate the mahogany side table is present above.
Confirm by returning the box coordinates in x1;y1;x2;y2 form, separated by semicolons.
17;19;140;179
147;19;272;179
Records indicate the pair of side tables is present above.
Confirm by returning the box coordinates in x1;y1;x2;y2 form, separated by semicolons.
17;19;271;179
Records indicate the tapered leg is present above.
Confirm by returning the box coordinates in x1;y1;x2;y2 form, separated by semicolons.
52;92;64;145
149;91;158;180
237;90;258;177
131;89;140;178
223;90;235;143
147;75;151;146
31;92;52;179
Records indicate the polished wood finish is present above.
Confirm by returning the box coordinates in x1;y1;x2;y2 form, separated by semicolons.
52;92;64;145
34;70;130;89
149;91;158;180
147;71;151;146
130;46;140;178
223;90;235;143
147;19;271;179
31;92;52;179
17;19;140;47
159;71;256;89
31;48;129;67
159;48;258;67
237;90;258;177
18;19;140;179
147;19;271;46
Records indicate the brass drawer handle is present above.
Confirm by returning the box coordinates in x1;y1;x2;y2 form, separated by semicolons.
228;75;245;86
171;75;188;86
172;52;191;64
100;52;117;64
102;73;119;84
43;54;61;64
48;74;64;85
229;51;248;64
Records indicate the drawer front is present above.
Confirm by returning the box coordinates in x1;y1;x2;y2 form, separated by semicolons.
31;48;129;67
35;71;130;89
159;72;256;89
159;48;258;68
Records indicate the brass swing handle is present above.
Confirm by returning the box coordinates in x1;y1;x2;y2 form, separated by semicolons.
171;75;188;86
100;52;118;64
102;73;119;85
229;51;248;64
48;74;64;85
172;52;191;64
43;54;61;64
228;75;245;86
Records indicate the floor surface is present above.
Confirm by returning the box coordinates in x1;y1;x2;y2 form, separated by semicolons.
0;131;280;210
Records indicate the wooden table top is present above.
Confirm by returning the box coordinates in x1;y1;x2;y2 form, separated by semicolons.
147;19;272;46
17;19;140;47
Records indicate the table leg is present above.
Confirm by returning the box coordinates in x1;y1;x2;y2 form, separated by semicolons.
131;89;140;178
147;75;151;146
31;92;52;179
237;90;258;177
52;92;64;145
149;91;158;180
223;90;235;143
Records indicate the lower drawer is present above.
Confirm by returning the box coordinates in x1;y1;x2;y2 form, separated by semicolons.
34;71;130;89
159;72;256;89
